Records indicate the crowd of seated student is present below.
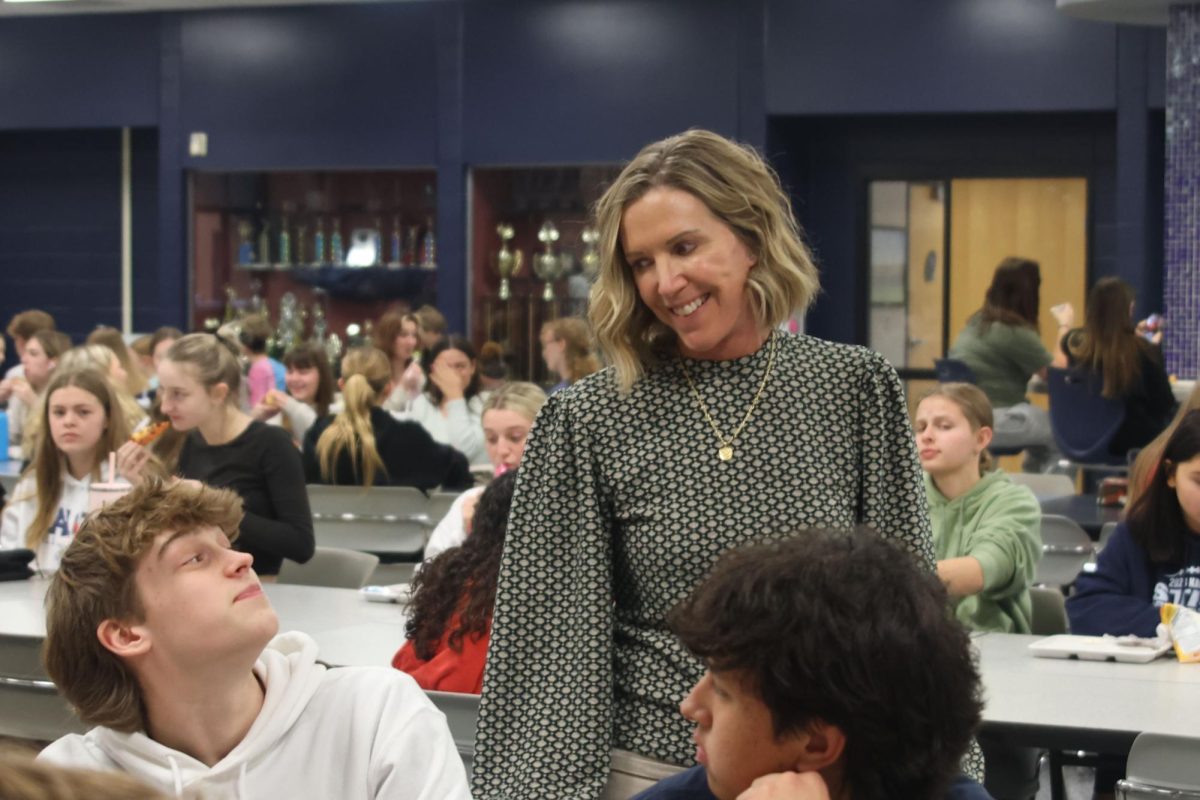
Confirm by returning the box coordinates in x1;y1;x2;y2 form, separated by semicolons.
1060;277;1176;458
948;257;1071;473
424;381;546;561
394;469;519;693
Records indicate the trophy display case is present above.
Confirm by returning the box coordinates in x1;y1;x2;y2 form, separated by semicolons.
469;165;620;384
190;169;438;358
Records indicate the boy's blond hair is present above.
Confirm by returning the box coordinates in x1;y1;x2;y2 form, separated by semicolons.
42;478;244;733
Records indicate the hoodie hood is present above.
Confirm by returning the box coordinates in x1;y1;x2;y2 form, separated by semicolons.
91;632;325;799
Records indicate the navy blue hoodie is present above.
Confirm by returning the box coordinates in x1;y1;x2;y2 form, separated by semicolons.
1067;521;1200;637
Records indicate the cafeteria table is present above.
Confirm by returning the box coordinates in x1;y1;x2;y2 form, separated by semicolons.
974;632;1196;754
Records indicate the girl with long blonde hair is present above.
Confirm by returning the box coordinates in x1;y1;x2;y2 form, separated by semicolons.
302;346;472;491
0;368;144;571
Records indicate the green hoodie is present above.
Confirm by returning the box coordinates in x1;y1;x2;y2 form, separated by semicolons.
925;470;1043;633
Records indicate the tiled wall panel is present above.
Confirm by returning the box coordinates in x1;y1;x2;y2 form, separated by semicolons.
1165;6;1200;378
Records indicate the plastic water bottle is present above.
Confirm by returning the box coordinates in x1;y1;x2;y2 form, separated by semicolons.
0;411;9;460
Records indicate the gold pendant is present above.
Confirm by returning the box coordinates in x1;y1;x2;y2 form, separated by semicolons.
719;446;733;462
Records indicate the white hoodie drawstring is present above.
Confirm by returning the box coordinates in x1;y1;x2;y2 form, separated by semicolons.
167;754;184;798
238;762;249;798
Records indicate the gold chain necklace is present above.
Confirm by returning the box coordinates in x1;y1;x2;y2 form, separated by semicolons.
679;330;777;463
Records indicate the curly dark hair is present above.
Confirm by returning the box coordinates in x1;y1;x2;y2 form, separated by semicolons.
669;528;983;800
405;470;519;659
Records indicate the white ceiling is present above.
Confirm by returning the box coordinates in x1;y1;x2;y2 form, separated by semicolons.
0;0;422;17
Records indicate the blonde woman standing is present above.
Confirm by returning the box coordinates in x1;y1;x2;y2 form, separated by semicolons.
472;129;945;799
302;346;472;491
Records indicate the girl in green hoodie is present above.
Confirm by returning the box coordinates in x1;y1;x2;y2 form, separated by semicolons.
914;383;1043;634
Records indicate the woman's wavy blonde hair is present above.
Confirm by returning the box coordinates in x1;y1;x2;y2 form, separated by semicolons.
317;347;390;488
589;129;820;391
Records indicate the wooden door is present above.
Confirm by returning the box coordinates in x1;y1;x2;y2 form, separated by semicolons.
948;178;1087;357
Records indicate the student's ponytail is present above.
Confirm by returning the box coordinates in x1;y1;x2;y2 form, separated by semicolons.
316;347;390;488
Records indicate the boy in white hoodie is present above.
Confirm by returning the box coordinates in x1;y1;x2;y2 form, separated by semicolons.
38;477;471;800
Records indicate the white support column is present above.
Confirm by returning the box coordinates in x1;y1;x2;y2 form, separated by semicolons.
121;127;133;335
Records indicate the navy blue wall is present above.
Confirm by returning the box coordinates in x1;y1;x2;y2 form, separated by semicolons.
0;130;123;347
178;4;441;170
0;0;1173;346
462;0;748;164
0;15;160;129
766;0;1119;114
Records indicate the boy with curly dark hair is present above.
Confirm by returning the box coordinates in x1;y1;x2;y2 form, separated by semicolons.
634;528;989;800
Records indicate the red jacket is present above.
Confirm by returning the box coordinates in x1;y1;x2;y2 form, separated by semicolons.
392;613;490;694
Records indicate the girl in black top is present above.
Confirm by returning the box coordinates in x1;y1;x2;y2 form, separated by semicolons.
302;346;473;491
152;333;314;576
1062;277;1176;456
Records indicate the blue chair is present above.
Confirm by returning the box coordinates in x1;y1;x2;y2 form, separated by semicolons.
934;358;977;384
1046;367;1128;469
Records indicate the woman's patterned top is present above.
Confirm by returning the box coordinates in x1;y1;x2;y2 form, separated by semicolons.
472;332;942;799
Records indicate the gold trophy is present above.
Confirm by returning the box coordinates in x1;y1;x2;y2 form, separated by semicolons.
534;221;563;302
493;223;523;301
580;227;600;278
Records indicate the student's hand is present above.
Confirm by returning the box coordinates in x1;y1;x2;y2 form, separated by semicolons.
115;441;154;484
251;390;286;420
10;378;36;408
400;363;423;394
1050;302;1075;328
429;359;465;402
737;772;830;800
461;491;481;535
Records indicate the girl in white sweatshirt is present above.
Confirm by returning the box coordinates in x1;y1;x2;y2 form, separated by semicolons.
0;367;135;572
